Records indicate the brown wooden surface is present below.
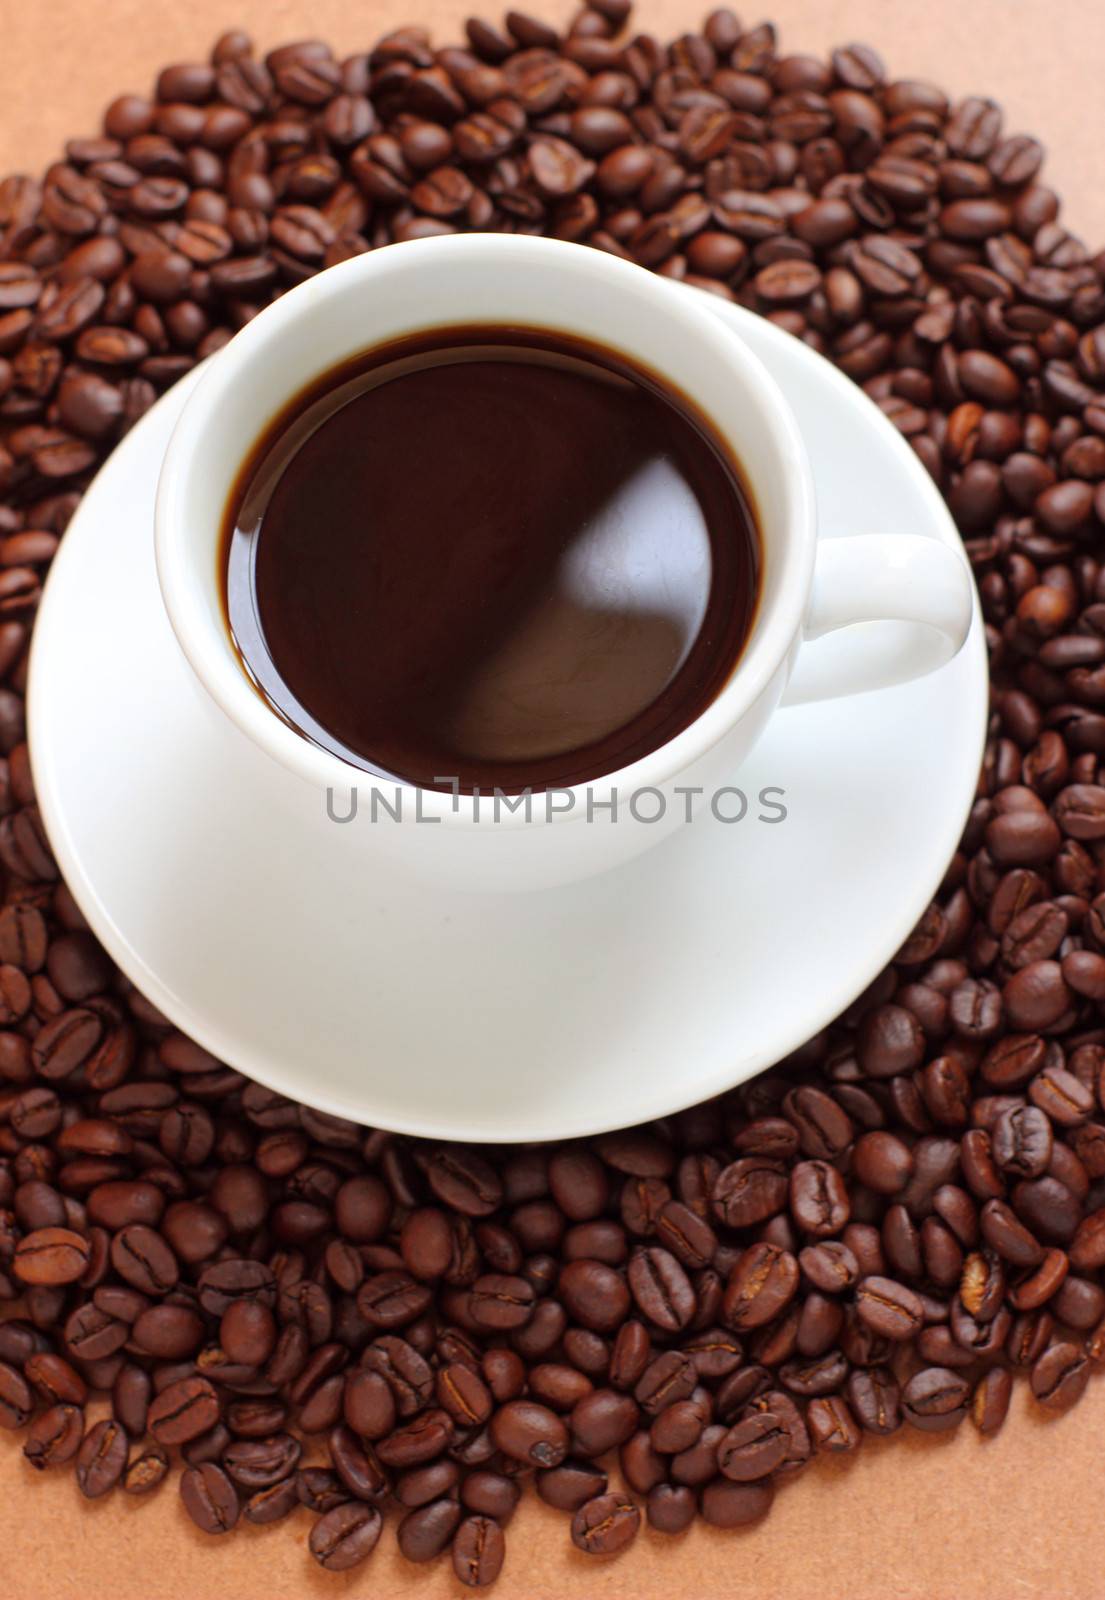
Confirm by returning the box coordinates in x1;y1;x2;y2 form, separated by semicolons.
2;3;1104;1595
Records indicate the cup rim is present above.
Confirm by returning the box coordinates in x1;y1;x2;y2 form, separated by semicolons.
155;234;815;826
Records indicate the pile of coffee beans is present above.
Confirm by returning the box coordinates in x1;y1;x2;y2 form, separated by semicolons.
2;5;1105;1586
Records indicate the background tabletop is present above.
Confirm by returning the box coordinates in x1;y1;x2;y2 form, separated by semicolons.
2;2;1104;1596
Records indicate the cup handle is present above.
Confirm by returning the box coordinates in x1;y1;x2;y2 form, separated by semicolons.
780;534;975;706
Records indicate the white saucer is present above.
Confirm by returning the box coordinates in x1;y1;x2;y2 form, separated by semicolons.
28;296;987;1143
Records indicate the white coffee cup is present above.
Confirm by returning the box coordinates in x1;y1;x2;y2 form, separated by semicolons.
155;234;973;892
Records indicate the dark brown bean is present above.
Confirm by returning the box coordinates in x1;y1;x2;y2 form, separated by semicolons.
700;1477;775;1529
75;1419;128;1497
398;1498;462;1561
13;1226;90;1284
717;1412;790;1481
723;1243;799;1329
24;1404;84;1469
1031;1340;1091;1411
181;1463;240;1534
0;1362;33;1430
490;1399;568;1467
310;1501;383;1570
901;1367;970;1431
536;1459;608;1511
148;1376;220;1445
855;1276;925;1339
452;1514;506;1586
627;1246;695;1331
570;1491;641;1556
847;1368;901;1435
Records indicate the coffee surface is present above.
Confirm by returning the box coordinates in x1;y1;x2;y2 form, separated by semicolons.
224;328;759;791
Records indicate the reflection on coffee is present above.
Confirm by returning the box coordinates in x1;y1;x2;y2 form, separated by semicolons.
223;325;760;792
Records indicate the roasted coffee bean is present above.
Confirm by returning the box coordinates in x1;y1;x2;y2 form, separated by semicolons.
780;1349;849;1397
426;1148;502;1216
993;1106;1053;1178
290;1366;344;1434
656;1200;716;1268
310;1500;383;1570
855;1276;925;1339
526;1360;587;1415
330;1174;391;1240
452;1514;506;1586
723;1243;799;1329
75;1418;128;1497
1031;1340;1091;1410
558;1259;630;1331
110;1224;178;1293
717;1412;789;1480
960;1251;1005;1319
645;1482;696;1534
0;1362;34;1430
362;1336;432;1415
627;1246;695;1331
799;1241;859;1294
700;1478;774;1529
1008;1248;1068;1311
570;1388;639;1455
634;1350;697;1414
1070;1209;1105;1273
1013;1177;1081;1244
123;1443;170;1495
219;1298;276;1366
901;1367;971;1432
13;1226;90;1284
790;1160;850;1236
490;1399;568;1467
376;1407;453;1468
437;1362;492;1426
469;1272;536;1329
148;1376;220;1445
243;1476;299;1524
356;1270;433;1329
981;1199;1046;1267
344;1369;397;1438
329;1423;389;1498
296;1466;347;1514
712;1158;788;1227
807;1395;861;1452
64;1302;128;1361
226;1399;287;1438
852;1132;914;1194
783;1086;853;1160
536;1459;608;1511
461;1470;520;1522
858;1005;925;1076
649;1396;706;1454
23;1403;83;1468
132;1305;204;1359
87;1180;164;1230
223;1434;301;1489
24;1352;86;1406
399;1498;462;1561
14;1184;67;1232
619;1427;666;1493
181;1462;240;1534
683;1326;743;1380
570;1491;640;1556
971;1367;1013;1436
846;1367;901;1435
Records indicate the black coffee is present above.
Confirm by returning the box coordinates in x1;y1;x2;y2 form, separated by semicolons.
223;325;760;792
